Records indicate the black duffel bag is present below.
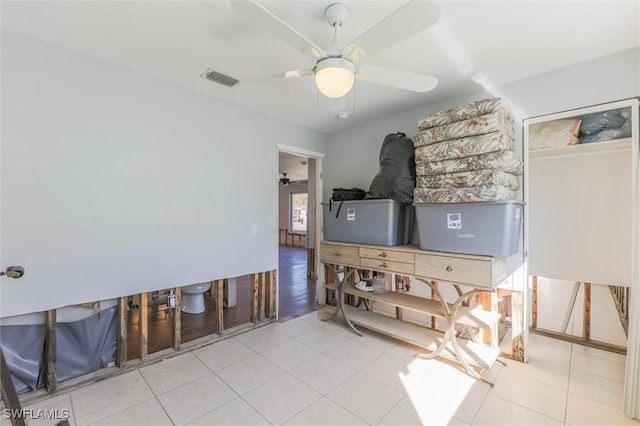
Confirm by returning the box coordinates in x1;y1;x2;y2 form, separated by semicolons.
366;132;416;204
329;187;366;218
332;187;366;201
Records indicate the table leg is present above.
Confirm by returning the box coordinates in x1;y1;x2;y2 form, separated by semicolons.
447;289;495;386
415;278;452;359
324;265;363;336
414;281;496;385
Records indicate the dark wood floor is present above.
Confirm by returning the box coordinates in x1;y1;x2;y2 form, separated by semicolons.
278;246;318;321
127;246;318;359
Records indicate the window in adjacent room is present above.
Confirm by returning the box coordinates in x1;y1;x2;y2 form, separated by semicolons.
290;193;308;232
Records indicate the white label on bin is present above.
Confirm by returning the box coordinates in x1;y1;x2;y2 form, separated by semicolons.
447;213;462;229
347;208;356;221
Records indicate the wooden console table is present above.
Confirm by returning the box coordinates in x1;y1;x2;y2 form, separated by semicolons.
320;241;508;385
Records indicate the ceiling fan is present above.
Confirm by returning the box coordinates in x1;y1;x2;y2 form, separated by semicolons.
280;173;291;186
279;172;306;186
231;0;441;98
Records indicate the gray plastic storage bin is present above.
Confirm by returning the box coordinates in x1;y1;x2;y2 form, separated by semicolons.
414;201;523;257
323;199;408;246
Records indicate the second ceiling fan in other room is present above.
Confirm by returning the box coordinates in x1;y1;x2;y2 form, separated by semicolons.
280;172;291;186
230;0;441;98
279;172;306;186
278;172;307;186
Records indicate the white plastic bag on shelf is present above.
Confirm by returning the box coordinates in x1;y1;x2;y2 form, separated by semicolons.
529;119;581;150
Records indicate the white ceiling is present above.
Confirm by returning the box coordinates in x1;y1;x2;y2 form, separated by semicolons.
279;151;308;183
2;1;639;134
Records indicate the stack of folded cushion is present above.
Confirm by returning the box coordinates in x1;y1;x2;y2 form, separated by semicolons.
413;98;523;203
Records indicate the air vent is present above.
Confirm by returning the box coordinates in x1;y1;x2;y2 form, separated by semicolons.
201;68;239;87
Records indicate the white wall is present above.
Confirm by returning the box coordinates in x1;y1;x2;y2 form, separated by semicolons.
0;31;326;318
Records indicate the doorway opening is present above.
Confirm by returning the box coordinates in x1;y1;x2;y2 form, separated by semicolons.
277;149;321;321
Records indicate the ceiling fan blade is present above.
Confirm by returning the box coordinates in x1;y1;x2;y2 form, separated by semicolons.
231;1;327;59
344;0;440;62
275;68;314;79
356;64;438;92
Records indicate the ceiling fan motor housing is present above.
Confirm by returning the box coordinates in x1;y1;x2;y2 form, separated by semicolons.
325;3;349;27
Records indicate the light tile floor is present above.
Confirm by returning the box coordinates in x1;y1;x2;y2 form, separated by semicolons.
13;308;640;426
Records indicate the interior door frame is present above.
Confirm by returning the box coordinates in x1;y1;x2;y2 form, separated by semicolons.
276;143;325;318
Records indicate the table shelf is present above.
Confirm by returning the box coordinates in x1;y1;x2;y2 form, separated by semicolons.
336;281;500;330
343;305;499;370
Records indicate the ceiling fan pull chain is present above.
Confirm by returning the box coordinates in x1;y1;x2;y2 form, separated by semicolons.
353;81;357;113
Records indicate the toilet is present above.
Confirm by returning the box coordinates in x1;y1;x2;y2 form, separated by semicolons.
181;282;211;314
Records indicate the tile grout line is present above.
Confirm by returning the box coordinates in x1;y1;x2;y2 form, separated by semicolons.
191;353;253;423
193;337;259;379
235;394;272;425
79;371;161;426
485;392;566;424
275;373;326;425
135;369;176;426
67;392;78;426
564;344;574;425
468;367;496;425
293;350;359;395
486;347;572;424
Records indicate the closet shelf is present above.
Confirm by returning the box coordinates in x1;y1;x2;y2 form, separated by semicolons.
529;137;631;159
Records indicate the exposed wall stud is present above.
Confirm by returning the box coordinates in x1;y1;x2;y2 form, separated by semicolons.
173;288;182;350
265;271;272;319
267;270;277;319
0;348;25;426
511;291;525;362
531;276;538;329
479;291;499;346
117;297;128;367
250;273;259;323
324;264;335;305
139;293;148;360
394;275;403;321
307;248;317;279
258;272;266;321
215;279;224;334
583;282;592;340
45;310;57;392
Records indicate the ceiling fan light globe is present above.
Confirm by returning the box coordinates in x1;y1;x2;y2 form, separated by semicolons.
315;58;355;98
